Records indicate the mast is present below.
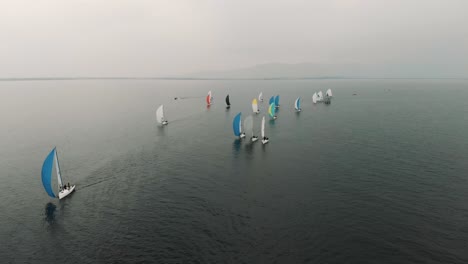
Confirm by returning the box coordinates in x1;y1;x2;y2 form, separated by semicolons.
161;105;164;122
54;147;64;190
261;116;265;138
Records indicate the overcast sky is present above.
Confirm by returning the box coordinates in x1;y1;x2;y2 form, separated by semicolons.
1;0;467;77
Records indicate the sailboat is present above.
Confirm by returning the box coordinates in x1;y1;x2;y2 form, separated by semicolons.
156;104;168;125
233;112;246;139
317;91;323;102
41;147;75;200
268;103;277;120
269;96;275;105
324;89;332;104
225;94;231;109
258;92;263;102
261;116;269;144
294;97;301;112
252;98;260;114
206;91;213;106
312;92;318;104
274;95;280;108
244;115;258;142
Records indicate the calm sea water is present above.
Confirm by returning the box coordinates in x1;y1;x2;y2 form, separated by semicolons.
1;79;468;263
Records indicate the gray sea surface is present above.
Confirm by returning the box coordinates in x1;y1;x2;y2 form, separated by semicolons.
1;79;468;263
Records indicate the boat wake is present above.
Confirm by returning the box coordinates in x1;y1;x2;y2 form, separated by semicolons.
77;175;118;190
175;96;205;100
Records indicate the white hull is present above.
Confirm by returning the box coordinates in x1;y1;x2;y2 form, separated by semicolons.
162;121;168;125
240;133;246;139
296;109;301;112
59;185;75;199
262;139;269;144
252;137;258;142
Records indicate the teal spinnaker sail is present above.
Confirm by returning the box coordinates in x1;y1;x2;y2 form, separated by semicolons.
233;112;242;137
269;96;275;105
42;148;56;198
275;95;280;107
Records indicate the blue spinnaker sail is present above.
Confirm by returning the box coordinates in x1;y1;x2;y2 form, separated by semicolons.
269;96;275;105
233;112;242;136
42;148;56;198
275;95;280;107
295;97;301;109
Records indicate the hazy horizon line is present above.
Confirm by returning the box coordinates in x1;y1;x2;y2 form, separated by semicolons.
1;76;467;82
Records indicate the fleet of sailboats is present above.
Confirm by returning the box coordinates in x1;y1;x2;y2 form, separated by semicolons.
41;90;335;199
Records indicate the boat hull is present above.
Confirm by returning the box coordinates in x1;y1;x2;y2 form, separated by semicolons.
262;139;269;144
59;185;76;199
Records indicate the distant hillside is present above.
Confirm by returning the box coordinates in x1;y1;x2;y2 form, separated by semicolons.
184;63;468;79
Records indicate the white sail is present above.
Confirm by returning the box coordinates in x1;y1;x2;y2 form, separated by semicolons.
252;99;259;113
312;93;318;104
54;150;63;189
261;116;265;138
317;91;323;101
156;105;164;124
244;115;254;137
258;92;263;102
294;97;300;110
326;89;332;97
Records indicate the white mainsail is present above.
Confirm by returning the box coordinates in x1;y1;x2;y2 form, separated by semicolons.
312;93;318;104
156;105;164;124
261;116;265;138
54;150;63;189
258;92;263;102
326;89;333;97
317;91;323;101
244;115;254;137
